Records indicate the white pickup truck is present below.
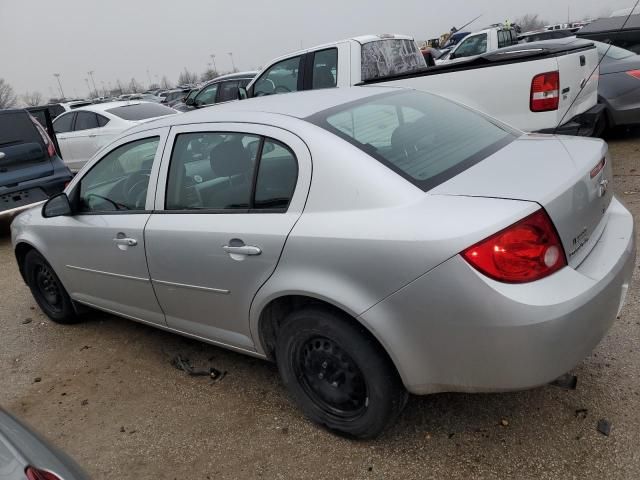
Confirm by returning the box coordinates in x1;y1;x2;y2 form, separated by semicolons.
437;25;520;64
245;34;604;135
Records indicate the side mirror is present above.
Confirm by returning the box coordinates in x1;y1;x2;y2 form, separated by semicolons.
185;97;195;106
237;87;248;100
42;193;72;218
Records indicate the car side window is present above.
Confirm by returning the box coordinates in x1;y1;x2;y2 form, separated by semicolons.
253;56;302;96
218;81;240;102
195;84;218;106
53;113;74;133
254;139;298;209
74;112;99;131
454;33;488;58
312;48;338;89
78;137;160;213
96;114;109;127
166;132;260;210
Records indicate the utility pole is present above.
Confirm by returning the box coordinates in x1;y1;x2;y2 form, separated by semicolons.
53;73;65;99
228;52;236;72
88;71;98;97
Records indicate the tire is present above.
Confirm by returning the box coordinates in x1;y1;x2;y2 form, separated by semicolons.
24;250;79;324
275;307;408;439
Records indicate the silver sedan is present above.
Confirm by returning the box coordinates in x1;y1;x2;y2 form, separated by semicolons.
11;87;636;438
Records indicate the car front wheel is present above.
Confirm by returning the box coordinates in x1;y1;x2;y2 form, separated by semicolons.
275;306;407;439
24;250;79;324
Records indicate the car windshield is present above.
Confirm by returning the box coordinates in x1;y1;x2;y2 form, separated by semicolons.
595;41;635;60
105;103;176;121
309;90;517;191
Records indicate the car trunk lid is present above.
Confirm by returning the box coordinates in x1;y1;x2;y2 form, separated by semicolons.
430;134;612;268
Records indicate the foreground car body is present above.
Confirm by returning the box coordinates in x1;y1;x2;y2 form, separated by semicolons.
0;408;88;480
11;87;635;438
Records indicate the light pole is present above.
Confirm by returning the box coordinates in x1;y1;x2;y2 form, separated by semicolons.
228;52;236;72
53;73;65;99
87;71;98;97
210;54;217;72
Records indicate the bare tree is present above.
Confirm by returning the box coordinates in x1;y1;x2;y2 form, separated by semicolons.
148;83;160;90
178;68;198;85
161;76;173;89
514;13;548;32
129;78;142;93
200;68;219;82
21;91;43;107
0;79;18;109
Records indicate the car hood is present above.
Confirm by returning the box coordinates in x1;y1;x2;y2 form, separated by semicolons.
601;55;640;75
430;134;612;268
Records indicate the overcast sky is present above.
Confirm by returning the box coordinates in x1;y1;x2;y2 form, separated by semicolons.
0;0;634;100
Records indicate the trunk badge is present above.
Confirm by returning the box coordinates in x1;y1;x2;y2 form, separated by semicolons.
598;179;609;198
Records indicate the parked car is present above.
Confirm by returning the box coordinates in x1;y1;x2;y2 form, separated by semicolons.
594;41;640;129
0;109;72;218
160;88;190;105
0;407;88;480
171;88;200;111
438;25;519;64
577;14;640;54
31;101;93;122
181;71;257;111
12;87;635;438
52;101;177;171
245;34;603;135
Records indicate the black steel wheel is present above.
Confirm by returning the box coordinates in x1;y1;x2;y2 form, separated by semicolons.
276;306;407;439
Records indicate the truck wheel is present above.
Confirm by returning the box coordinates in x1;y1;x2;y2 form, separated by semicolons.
24;250;79;324
275;306;408;439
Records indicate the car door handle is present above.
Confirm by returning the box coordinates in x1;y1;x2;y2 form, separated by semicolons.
223;245;261;256
113;237;138;247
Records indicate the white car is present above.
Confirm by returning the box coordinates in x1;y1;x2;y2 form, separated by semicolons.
53;101;177;171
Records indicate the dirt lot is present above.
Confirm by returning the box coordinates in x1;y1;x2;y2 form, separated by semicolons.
2;133;640;480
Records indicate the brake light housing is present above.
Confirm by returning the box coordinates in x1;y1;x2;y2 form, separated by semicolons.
25;466;63;480
462;209;567;283
626;69;640;80
530;71;560;112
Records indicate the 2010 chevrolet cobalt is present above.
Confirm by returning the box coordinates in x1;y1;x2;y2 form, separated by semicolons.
11;87;635;438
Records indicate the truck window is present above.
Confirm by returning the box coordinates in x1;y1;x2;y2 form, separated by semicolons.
312;48;338;89
253;56;302;96
497;30;508;49
453;33;488;58
361;39;426;81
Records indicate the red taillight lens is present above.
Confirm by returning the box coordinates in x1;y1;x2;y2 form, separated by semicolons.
626;70;640;80
25;466;63;480
530;71;560;112
462;209;567;283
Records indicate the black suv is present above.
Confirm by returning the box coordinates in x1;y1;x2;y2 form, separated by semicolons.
0;109;72;217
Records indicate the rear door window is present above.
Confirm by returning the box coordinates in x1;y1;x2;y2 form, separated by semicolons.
97;114;109;127
312;49;338;89
53;112;75;133
218;81;240;102
74;112;99;131
253;56;302;96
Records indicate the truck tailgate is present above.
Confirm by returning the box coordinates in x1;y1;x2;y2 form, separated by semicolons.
555;45;599;124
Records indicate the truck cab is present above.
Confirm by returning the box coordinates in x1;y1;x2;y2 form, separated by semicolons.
441;26;519;64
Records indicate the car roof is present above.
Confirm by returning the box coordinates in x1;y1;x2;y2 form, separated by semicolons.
0;108;28;116
579;14;640;34
62;100;156;113
202;71;258;85
125;86;400;135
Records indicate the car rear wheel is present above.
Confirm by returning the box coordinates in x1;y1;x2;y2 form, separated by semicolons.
24;250;78;324
275;307;407;439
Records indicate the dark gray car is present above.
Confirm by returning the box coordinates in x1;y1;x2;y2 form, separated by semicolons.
0;408;87;479
595;41;640;128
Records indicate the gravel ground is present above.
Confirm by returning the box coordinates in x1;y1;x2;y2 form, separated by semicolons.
1;132;640;479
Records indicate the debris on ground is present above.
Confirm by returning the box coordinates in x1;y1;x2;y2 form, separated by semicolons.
500;419;509;427
120;426;125;433
597;419;612;436
550;374;578;390
22;318;32;324
171;354;227;382
81;399;88;406
33;377;41;383
575;408;588;419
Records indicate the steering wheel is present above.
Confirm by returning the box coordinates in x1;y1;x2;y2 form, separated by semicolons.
123;171;150;209
274;85;291;93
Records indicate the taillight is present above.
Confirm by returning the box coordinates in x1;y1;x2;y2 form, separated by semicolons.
626;70;640;80
25;466;63;480
530;71;560;112
32;120;57;158
462;209;567;283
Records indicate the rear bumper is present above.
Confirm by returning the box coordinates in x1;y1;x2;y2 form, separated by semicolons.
361;196;635;394
0;173;71;216
536;104;606;137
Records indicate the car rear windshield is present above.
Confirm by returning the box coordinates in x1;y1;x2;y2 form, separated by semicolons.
105;103;176;121
0;112;40;146
308;90;517;191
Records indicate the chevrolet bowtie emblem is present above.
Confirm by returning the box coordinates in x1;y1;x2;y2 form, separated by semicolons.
598;179;609;198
